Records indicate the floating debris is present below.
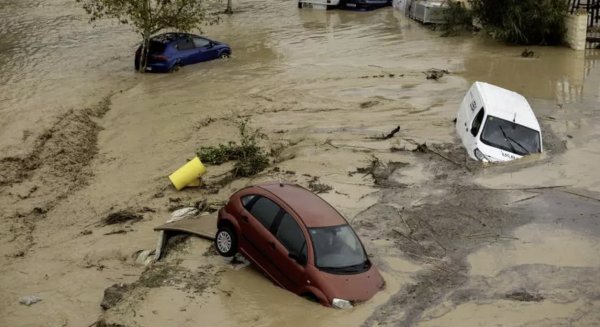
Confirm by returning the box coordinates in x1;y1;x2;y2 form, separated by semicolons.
372;126;401;140
521;48;535;57
308;176;333;194
424;68;449;80
19;295;42;306
506;289;544;302
103;210;143;225
101;284;130;310
360;100;380;109
168;207;199;223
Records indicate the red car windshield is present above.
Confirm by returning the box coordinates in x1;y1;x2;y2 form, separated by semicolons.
309;225;369;273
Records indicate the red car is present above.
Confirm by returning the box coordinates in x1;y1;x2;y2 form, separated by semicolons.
215;182;384;308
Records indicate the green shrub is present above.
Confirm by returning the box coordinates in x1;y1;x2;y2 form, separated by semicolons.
198;142;239;165
441;1;474;36
197;117;269;177
470;0;568;45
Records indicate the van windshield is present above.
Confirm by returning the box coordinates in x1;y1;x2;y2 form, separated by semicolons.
309;225;369;274
480;116;541;156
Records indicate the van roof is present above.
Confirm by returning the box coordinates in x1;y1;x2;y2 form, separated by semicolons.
257;183;347;228
474;82;541;131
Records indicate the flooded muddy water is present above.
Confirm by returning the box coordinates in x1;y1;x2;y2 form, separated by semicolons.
0;0;137;157
2;0;600;326
420;299;591;327
468;223;600;277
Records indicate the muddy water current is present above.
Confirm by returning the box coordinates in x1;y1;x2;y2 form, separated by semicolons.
1;0;600;326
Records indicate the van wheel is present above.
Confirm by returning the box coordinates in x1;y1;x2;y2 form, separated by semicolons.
215;226;237;257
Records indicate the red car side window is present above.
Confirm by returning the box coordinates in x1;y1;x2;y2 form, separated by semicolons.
241;195;256;209
275;213;306;257
248;197;280;230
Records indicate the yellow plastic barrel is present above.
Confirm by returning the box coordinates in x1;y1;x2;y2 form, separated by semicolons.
168;156;207;191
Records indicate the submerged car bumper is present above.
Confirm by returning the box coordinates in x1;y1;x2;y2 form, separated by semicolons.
473;144;523;162
145;63;171;72
318;265;385;304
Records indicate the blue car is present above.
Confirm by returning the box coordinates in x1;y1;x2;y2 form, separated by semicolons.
134;33;231;73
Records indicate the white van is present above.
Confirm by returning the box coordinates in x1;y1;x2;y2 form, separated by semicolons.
456;82;543;162
298;0;340;9
407;0;447;24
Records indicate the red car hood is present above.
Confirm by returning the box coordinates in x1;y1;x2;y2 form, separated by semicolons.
319;265;384;303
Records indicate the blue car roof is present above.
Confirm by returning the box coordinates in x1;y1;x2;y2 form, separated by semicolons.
152;33;186;43
151;33;202;44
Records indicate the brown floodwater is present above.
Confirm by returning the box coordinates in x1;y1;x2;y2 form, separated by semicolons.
1;0;600;326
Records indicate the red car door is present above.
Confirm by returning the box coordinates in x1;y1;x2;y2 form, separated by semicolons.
269;211;310;293
241;196;287;287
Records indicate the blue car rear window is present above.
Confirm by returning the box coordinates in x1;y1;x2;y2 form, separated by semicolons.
148;41;166;53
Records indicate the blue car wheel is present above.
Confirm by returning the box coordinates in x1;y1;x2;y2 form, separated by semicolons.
168;60;182;73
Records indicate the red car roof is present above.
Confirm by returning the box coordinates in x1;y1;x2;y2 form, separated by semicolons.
257;183;347;228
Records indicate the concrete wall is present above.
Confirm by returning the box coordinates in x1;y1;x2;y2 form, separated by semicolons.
565;12;589;50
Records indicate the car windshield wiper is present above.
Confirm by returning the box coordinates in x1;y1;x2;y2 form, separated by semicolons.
319;266;350;273
508;136;531;155
499;125;530;155
320;260;369;273
320;265;361;273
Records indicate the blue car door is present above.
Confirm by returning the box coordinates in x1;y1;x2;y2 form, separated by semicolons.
192;37;219;62
174;37;196;65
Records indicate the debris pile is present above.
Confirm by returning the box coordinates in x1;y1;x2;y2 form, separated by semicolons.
19;295;42;306
101;284;130;310
424;68;449;80
505;289;544;302
103;210;143;225
308;176;333;194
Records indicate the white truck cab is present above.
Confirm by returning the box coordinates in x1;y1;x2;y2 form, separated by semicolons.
456;82;543;162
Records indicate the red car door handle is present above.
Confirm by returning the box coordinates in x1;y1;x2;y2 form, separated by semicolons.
241;215;249;223
269;241;275;249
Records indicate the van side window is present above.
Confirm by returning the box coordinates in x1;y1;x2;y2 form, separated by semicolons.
275;213;306;257
249;197;281;230
471;108;485;137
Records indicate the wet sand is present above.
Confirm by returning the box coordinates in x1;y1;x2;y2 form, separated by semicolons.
1;0;600;326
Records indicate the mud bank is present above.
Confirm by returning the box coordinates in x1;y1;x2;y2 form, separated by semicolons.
0;98;112;258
